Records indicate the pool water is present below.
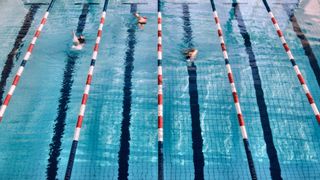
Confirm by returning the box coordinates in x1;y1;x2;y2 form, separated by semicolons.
0;0;319;179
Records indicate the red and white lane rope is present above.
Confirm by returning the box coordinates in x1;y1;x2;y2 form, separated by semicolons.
157;4;164;179
210;0;257;178
261;0;320;124
267;11;320;124
0;0;56;122
71;12;106;146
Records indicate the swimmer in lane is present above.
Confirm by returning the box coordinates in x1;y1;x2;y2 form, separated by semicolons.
184;48;198;61
133;12;147;29
184;48;198;68
72;31;85;50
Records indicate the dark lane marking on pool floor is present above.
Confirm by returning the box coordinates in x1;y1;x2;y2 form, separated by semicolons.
0;4;40;103
24;3;49;5
284;6;320;87
181;3;205;179
117;4;137;180
232;2;282;179
46;4;90;180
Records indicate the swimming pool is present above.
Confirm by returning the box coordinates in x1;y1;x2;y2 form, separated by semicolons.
0;0;319;179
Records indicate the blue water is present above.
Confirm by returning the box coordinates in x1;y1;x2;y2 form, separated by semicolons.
0;0;319;179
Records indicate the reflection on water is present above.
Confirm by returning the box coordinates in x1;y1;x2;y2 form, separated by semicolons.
304;0;320;22
297;0;320;45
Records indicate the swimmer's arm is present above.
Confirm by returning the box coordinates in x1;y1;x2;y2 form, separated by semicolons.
133;13;140;18
72;31;80;44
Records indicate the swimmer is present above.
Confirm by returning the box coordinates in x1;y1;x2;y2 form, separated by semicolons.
184;48;198;60
72;31;85;50
133;12;147;29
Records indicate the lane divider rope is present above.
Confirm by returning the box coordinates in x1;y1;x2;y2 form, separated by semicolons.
261;0;320;124
231;2;282;179
157;0;164;180
209;0;257;179
64;0;109;179
0;4;40;103
0;0;56;122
